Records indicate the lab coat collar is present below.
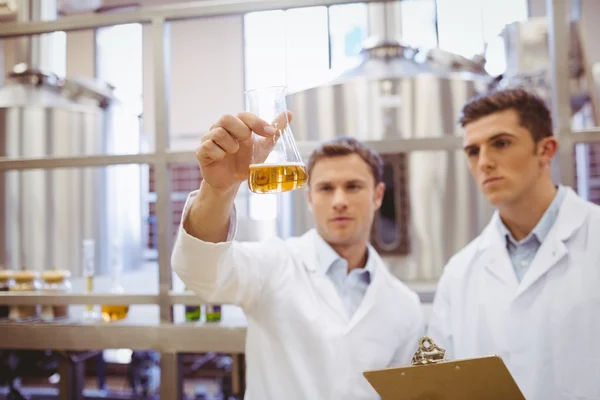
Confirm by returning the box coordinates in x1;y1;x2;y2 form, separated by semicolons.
495;185;567;246
477;187;588;295
313;230;375;282
292;229;384;327
479;186;586;251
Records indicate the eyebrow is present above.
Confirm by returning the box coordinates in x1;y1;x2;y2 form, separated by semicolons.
463;132;517;151
314;179;367;187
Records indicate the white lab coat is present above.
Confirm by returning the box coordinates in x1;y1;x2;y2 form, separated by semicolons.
171;191;424;400
427;187;600;400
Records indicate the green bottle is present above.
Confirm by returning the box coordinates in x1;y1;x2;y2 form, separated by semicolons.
184;287;200;321
205;304;222;322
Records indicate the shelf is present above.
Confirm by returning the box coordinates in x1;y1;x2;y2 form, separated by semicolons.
0;293;160;305
0;321;247;353
0;289;437;305
0;153;159;171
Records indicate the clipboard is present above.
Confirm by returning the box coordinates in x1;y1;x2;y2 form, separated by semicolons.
363;337;526;400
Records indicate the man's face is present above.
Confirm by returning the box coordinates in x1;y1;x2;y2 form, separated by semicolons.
308;154;385;247
463;109;557;207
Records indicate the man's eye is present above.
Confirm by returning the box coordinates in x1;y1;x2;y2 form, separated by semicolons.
495;139;510;148
467;148;479;157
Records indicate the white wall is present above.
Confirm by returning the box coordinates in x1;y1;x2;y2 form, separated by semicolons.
142;16;245;151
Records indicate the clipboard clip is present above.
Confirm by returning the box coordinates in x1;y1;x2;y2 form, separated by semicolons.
411;336;448;366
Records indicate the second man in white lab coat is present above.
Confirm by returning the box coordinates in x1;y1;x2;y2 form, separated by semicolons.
171;112;424;400
427;88;600;400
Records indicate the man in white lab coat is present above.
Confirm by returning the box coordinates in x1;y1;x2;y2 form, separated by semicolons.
427;88;600;400
171;111;424;400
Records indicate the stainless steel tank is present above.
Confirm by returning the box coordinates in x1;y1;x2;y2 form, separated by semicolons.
285;1;497;281
0;0;143;276
0;70;143;276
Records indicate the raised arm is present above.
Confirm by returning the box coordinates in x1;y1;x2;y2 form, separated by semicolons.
171;112;289;311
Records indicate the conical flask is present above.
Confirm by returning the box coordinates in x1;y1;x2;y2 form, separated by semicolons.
245;86;308;194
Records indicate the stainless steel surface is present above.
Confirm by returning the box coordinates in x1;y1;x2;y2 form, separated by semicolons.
14;0;59;71
298;137;465;156
0;83;143;276
0;0;385;38
152;17;174;324
367;1;402;44
285;1;495;281
0;2;144;277
547;0;575;188
287;72;491;142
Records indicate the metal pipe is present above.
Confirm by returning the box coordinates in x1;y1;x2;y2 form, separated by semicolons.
547;0;575;187
366;1;402;42
151;18;174;324
14;0;59;71
0;131;597;171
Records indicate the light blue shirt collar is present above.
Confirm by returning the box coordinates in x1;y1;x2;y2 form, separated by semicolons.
497;185;567;245
313;231;375;282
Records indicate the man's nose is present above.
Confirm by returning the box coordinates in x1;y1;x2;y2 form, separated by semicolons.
477;146;495;171
332;188;348;210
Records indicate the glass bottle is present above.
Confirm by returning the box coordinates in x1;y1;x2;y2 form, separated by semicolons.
9;270;40;321
101;244;129;322
0;269;14;319
40;269;72;322
184;287;200;322
205;304;222;322
81;239;101;321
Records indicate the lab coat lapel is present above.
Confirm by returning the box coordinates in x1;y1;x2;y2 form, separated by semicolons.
345;252;383;331
515;189;587;298
293;230;349;322
479;218;520;289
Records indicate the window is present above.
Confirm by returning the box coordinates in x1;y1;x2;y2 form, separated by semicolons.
398;0;438;51
328;3;369;72
95;23;143;116
243;7;330;92
436;0;528;75
49;31;67;78
244;4;368;221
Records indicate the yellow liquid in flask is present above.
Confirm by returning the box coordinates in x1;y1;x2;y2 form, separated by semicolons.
248;163;308;194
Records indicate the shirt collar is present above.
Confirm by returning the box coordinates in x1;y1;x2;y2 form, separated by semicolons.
496;184;567;245
313;231;375;279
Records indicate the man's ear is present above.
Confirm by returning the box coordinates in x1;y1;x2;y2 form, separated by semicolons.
538;137;558;167
374;182;385;209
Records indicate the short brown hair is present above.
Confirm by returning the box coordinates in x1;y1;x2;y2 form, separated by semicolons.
307;137;383;184
458;88;553;142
